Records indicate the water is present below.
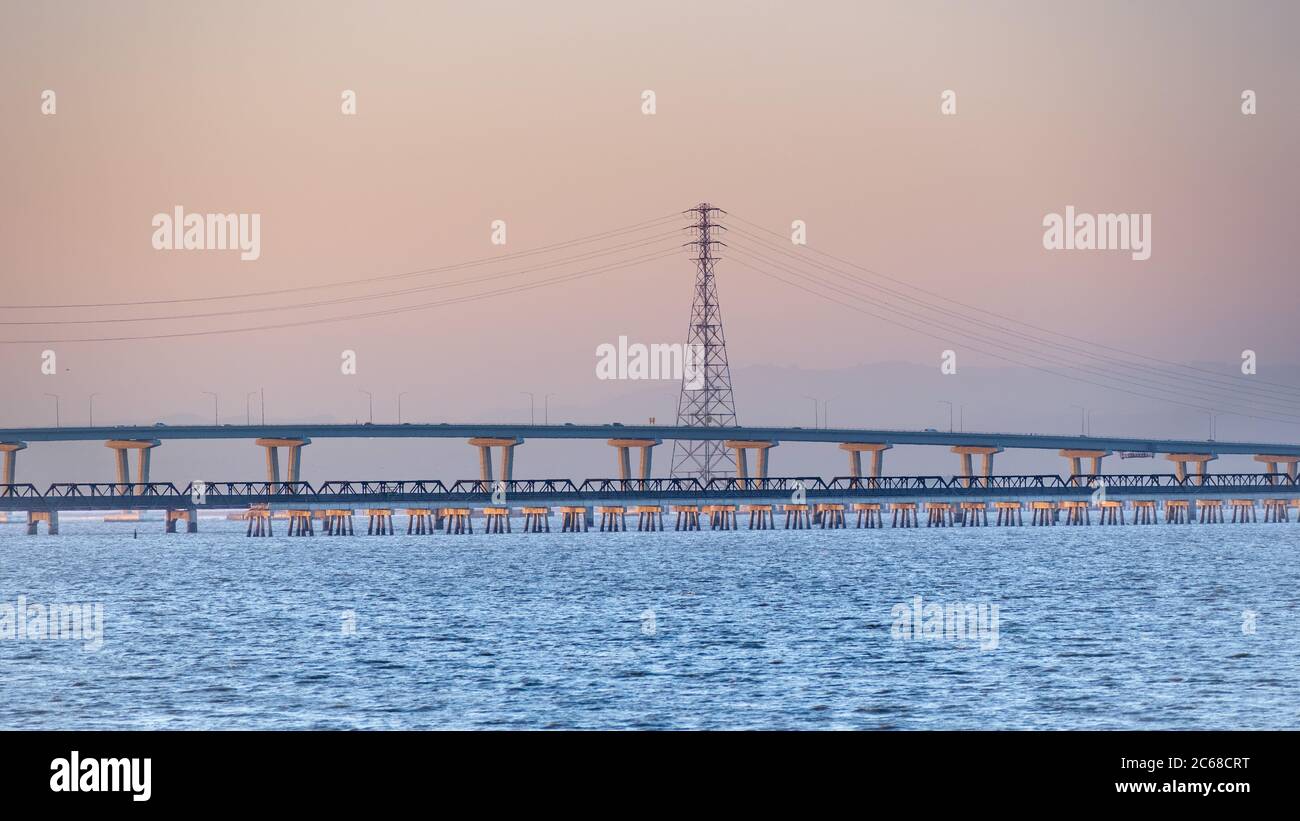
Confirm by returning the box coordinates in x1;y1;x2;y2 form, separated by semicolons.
2;514;1298;729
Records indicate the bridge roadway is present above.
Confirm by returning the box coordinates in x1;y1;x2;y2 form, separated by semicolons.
3;473;1298;513
2;423;1298;455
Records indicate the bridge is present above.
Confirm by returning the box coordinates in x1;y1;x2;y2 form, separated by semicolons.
4;472;1299;534
2;423;1299;491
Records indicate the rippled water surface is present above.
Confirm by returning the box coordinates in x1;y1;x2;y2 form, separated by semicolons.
2;514;1298;729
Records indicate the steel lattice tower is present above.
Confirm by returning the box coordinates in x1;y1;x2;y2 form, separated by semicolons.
670;203;737;480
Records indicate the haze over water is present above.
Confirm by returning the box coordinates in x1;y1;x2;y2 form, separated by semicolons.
3;515;1297;729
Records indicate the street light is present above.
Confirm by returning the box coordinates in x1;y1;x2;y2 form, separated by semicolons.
544;393;557;425
246;391;258;425
1205;409;1219;440
959;404;966;433
520;391;535;425
398;392;410;424
89;393;100;427
202;391;218;425
358;390;373;424
1069;404;1090;435
937;400;953;433
44;393;60;427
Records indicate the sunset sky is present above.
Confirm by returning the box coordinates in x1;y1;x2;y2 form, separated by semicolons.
2;1;1297;481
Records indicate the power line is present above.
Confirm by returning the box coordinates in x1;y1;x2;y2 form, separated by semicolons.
0;232;681;326
727;211;1300;400
728;248;1300;427
1;213;681;310
2;248;680;344
725;228;1300;413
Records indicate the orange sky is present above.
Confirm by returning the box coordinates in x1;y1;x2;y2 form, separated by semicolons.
1;1;1298;481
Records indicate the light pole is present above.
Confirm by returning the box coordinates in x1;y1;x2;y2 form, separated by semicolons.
358;390;373;424
260;387;265;425
520;391;535;425
398;392;410;424
959;404;966;433
1070;404;1090;435
1087;409;1098;436
1205;409;1219;440
89;393;100;427
938;400;953;433
246;391;258;425
44;393;60;427
544;393;556;425
202;391;218;425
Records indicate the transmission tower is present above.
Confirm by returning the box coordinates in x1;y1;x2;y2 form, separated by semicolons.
670;203;738;480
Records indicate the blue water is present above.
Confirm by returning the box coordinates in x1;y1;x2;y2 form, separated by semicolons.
1;514;1298;729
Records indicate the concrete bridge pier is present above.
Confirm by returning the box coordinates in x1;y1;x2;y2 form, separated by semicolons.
783;503;811;529
468;437;523;482
1263;499;1290;522
483;507;511;533
853;503;883;528
105;439;161;494
1165;453;1216;484
725;440;778;488
560;506;589;532
994;502;1022;526
1;442;27;484
608;438;660;480
165;508;199;533
839;443;891;479
951;446;1002;487
1059;449;1111;478
407;508;436;534
26;510;58;535
255;437;310;492
522;506;551;532
1255;454;1299;483
634;505;663;531
673;505;701;531
286;510;315;536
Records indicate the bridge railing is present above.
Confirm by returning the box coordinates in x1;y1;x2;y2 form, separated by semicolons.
191;481;316;498
953;475;1065;490
0;483;42;499
703;477;828;493
448;479;581;495
825;476;949;491
579;478;705;494
314;480;449;495
44;482;185;498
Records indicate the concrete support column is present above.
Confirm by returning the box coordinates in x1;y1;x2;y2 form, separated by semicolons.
724;440;778;486
1059;449;1111;478
1166;453;1216;485
1255;455;1299;482
255;437;311;492
608;439;660;481
951;446;1003;486
468;437;523;483
839;443;891;479
26;510;58;535
104;439;161;495
1;442;28;484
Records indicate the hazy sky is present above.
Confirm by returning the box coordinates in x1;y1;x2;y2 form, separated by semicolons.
2;1;1298;481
